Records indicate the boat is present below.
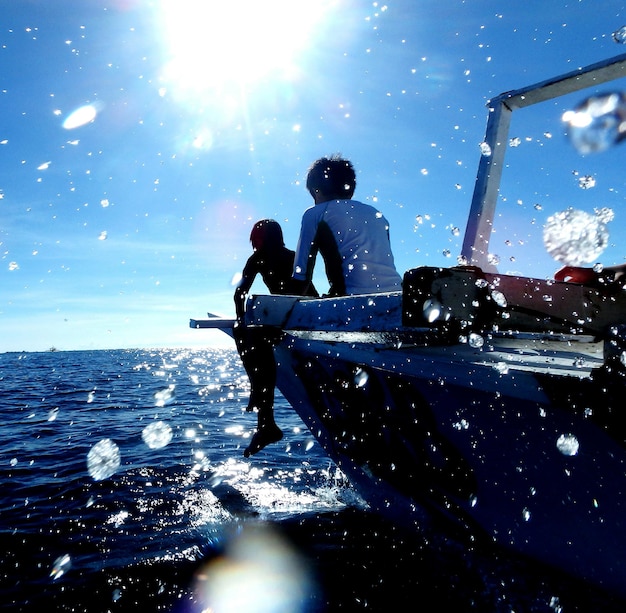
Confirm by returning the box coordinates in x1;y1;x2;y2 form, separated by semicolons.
191;53;626;598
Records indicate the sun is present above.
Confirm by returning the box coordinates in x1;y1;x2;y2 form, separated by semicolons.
157;0;334;104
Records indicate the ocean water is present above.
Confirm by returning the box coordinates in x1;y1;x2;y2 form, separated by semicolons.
1;348;624;612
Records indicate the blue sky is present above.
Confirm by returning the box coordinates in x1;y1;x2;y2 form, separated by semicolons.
2;0;626;352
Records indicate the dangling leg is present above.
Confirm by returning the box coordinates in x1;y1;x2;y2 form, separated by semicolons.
234;325;275;412
234;325;283;456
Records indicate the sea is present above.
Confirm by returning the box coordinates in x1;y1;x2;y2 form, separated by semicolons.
1;347;625;613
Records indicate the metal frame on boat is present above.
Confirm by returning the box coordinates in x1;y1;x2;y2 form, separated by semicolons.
191;53;626;598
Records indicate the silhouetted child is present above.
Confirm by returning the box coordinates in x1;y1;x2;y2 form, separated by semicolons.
234;219;317;457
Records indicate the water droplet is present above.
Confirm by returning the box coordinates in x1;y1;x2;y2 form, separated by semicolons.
556;433;579;456
154;384;176;407
522;507;531;521
50;554;71;580
490;289;507;308
494;362;509;375
423;298;441;323
98;231;108;241
594;206;614;224
543;208;609;265
563;92;626;154
487;253;500;265
578;175;595;189
612;25;626;44
142;421;173;449
354;368;368;388
87;439;121;481
48;407;59;422
468;333;484;348
63;102;102;130
509;136;521;147
479;141;492;156
453;419;469;430
550;596;562;612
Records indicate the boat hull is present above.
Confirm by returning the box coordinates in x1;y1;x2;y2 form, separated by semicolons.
273;331;626;598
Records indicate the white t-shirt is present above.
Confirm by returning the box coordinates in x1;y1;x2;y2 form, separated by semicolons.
293;199;402;295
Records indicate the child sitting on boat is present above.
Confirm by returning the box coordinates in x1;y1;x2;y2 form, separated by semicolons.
234;219;317;457
235;155;402;458
292;155;402;297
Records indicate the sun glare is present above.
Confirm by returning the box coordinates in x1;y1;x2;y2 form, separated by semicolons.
158;0;333;101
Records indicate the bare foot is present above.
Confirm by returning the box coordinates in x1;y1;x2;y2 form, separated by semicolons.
243;424;283;457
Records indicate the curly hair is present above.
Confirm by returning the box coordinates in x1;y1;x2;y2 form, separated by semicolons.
305;155;356;200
